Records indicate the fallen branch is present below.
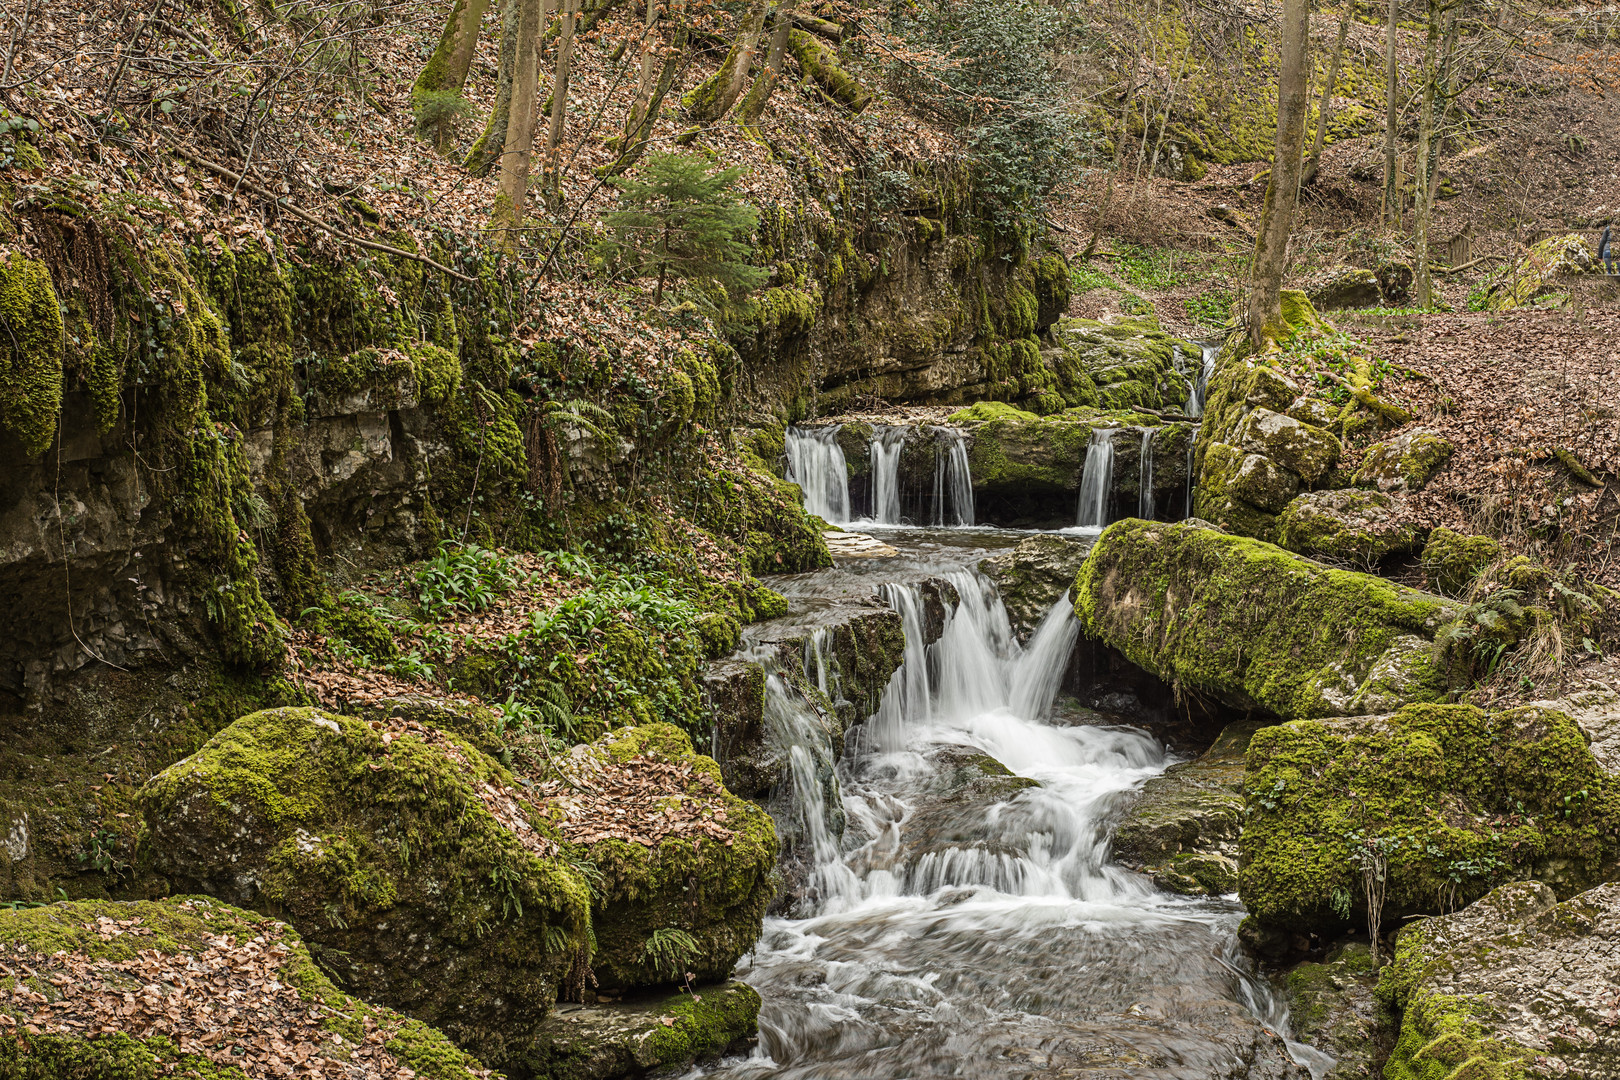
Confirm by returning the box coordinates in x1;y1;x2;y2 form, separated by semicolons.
165;142;476;282
1433;254;1509;275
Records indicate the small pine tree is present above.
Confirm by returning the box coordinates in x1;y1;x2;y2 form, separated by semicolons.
600;152;767;304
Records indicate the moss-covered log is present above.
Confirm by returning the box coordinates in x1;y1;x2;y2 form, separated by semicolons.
786;29;870;113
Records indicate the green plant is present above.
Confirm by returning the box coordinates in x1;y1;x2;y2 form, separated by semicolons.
1069;263;1120;294
641;927;700;979
1184;290;1235;328
1121;294;1154;316
1111;245;1189;290
1433;589;1527;679
415;542;522;619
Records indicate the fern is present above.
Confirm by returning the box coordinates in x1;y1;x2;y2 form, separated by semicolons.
641;927;700;979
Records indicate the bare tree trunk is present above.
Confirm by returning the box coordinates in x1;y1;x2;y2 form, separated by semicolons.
1382;0;1400;225
413;0;491;152
685;0;767;122
1146;37;1193;179
1247;0;1312;351
736;0;801;124
490;0;544;253
1084;47;1142;259
1412;0;1442;306
466;0;548;176
1304;3;1351;186
602;0;687;177
542;0;578;205
614;0;662;151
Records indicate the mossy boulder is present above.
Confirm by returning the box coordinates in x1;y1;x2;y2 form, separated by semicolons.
1113;721;1259;895
979;533;1093;641
1191;353;1311;539
1278;489;1419;563
1378;880;1620;1079
1273;943;1387;1080
1236;407;1341;483
555;724;776;993
1075;521;1464;719
1420;527;1502;597
139;705;592;1064
1215;445;1300;514
1353;429;1453;492
0;254;64;458
515;981;760;1080
892;746;1041;881
1483;233;1596;310
0;896;492;1079
1241;703;1620;938
1053;315;1197;413
1304;267;1383;311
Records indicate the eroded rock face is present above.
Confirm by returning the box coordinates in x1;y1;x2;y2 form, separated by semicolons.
980;533;1093;641
1380;881;1620;1078
1074;521;1465;720
1053;316;1197;413
1278;489;1419;563
1240;703;1620;939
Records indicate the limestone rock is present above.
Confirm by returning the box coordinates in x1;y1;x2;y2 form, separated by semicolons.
1353;429;1453;492
516;982;760;1079
1285;394;1336;428
1277;489;1419;563
1241;703;1620;937
823;529;898;558
1054;316;1198;413
1419;526;1501;596
980;533;1093;641
883;746;1040;882
140;705;594;1064
1381;880;1620;1078
1304;267;1383;311
1484;233;1597;310
0;896;491;1078
1273;944;1386;1080
1113;721;1259;895
1236;408;1341;484
1074;521;1468;720
1227;451;1301;513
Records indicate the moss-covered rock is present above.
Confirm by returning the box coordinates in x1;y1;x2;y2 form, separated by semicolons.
1378;880;1620;1080
979;533;1093;641
1075;521;1464;719
1419;527;1501;597
558;724;776;993
1353;429;1453;492
140;706;592;1064
1483;233;1596;310
1113;721;1259;895
1190;352;1309;539
0;254;64;457
1278;489;1419;563
516;981;760;1080
0;896;492;1079
1241;704;1620;938
1304;267;1383;312
1273;943;1388;1079
1235;407;1341;484
1053;315;1197;413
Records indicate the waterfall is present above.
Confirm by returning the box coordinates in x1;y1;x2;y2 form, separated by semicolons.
1137;427;1156;521
758;667;860;904
932;428;975;527
1186;438;1197;519
868;425;907;524
1184;343;1218;418
785;426;851;525
1075;427;1117;529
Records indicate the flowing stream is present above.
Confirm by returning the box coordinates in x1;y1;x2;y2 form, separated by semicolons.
698;526;1329;1080
1076;427;1117;530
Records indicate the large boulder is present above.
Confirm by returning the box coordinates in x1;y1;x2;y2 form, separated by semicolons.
1304;267;1383;311
536;724;776;992
1112;721;1260;895
1419;526;1502;597
0;896;491;1078
1053;316;1198;413
1483;233;1596;310
1277;489;1419;564
1074;521;1466;720
1236;408;1341;483
1241;703;1620;939
979;533;1093;640
1352;428;1453;492
1379;880;1620;1077
140;705;592;1064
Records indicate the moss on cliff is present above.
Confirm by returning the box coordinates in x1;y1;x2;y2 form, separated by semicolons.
0;253;64;456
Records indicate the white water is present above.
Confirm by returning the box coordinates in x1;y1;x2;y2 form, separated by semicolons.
1184;343;1219;418
1138;427;1157;522
933;428;976;527
1075;427;1117;529
701;553;1329;1079
868;426;908;524
785;426;852;525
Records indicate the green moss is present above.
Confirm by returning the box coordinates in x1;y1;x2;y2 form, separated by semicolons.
1355;430;1454;490
1240;703;1620;935
409;342;463;404
325;605;398;660
1421;528;1501;597
0;253;64;456
1277;489;1417;562
640;981;761;1062
949;401;1040;424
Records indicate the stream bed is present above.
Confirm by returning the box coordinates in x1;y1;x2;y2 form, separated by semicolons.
692;526;1330;1080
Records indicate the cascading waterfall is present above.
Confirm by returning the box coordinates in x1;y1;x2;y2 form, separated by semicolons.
1184;342;1218;418
1075;426;1117;529
868;425;907;524
932;428;975;527
784;425;851;525
1137;427;1156;521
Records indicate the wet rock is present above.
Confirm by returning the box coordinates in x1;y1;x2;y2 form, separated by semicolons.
1419;527;1501;596
704;660;772;799
139;705;594;1064
1113;721;1259;895
1380;880;1620;1077
1241;703;1620;939
823;529;897;558
1273;943;1387;1079
1235;408;1341;484
980;534;1092;641
1305;267;1383;311
0;896;492;1078
1352;428;1453;492
747;602;906;733
515;982;760;1079
1277;489;1419;564
1075;521;1468;720
877;746;1041;885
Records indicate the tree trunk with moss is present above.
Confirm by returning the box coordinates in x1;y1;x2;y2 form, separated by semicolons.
412;0;491;153
466;0;521;176
1303;3;1351;186
1247;0;1311;350
603;1;688;177
541;0;579;205
490;0;544;253
786;28;869;113
685;0;767;122
735;0;800;125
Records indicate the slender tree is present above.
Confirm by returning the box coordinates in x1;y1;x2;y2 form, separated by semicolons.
541;0;579;204
1382;0;1401;224
685;0;767;122
489;0;544;253
736;0;801;124
1304;3;1352;186
604;0;689;177
412;0;491;152
1247;0;1312;350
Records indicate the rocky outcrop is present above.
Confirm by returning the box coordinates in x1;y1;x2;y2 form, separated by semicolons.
517;982;760;1079
1380;880;1620;1078
0;896;492;1077
1112;721;1259;895
1273;944;1386;1080
1277;489;1419;564
1052;315;1198;412
1481;233;1596;310
1419;527;1501;596
1074;521;1466;720
881;746;1040;887
1240;702;1620;940
980;534;1093;640
1352;429;1453;492
1304;267;1383;311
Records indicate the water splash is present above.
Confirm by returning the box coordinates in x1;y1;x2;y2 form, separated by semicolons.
932;428;975;527
1137;427;1156;521
785;426;851;525
1076;427;1117;529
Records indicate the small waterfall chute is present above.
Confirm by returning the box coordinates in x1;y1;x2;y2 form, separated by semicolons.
933;428;975;527
1076;427;1117;529
1184;343;1218;418
868;425;907;524
1137;427;1156;521
785;425;851;525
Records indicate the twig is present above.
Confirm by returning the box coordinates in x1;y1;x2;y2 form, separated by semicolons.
1433;254;1508;275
